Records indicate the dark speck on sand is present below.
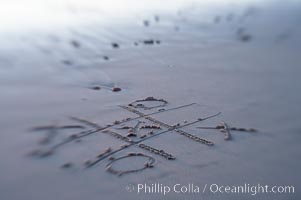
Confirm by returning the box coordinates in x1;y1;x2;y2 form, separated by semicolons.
62;60;73;65
214;16;221;24
143;20;150;26
239;34;252;42
236;28;252;42
143;39;161;45
91;86;101;90
112;87;122;92
103;56;109;60
70;40;81;48
61;162;73;169
111;43;119;48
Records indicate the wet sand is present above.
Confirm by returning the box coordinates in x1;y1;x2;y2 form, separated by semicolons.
0;0;301;200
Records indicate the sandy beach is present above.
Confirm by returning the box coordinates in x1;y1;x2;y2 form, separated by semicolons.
0;0;300;199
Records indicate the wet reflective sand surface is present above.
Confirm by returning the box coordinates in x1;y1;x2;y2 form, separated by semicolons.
0;0;301;200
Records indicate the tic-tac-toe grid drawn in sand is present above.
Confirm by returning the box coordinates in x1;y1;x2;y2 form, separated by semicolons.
30;97;257;176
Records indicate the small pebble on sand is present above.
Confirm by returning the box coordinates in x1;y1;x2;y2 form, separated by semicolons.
61;162;73;169
62;60;73;65
70;40;80;48
91;86;101;90
103;56;109;60
112;87;122;92
143;20;150;26
239;34;252;42
111;43;119;48
143;39;154;45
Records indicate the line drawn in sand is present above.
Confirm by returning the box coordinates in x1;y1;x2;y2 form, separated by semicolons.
29;97;257;176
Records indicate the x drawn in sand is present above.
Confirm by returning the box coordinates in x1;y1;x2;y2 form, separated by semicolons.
29;97;257;176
